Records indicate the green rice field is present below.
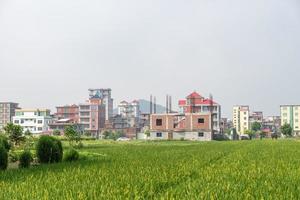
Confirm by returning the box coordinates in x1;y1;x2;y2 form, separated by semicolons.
1;140;300;199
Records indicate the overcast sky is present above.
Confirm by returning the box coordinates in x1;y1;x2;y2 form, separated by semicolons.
0;0;299;117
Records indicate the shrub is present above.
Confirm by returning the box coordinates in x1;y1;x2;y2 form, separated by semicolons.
0;135;11;151
64;149;79;162
36;136;63;164
19;151;33;168
0;144;8;170
9;151;19;163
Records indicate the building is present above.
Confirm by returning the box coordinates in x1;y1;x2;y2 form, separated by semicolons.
0;102;19;130
89;89;113;121
250;111;263;124
12;109;53;134
150;113;212;141
280;105;300;135
233;106;250;135
178;92;221;133
79;98;106;137
118;100;140;119
262;116;281;137
55;104;79;122
49;118;84;135
220;118;232;134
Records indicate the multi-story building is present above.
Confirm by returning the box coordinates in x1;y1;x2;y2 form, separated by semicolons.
150;112;212;141
250;111;263;124
89;89;113;121
49;118;84;135
280;105;300;135
178;92;221;133
79;98;106;137
12;109;53;134
0;102;19;130
55;104;79;122
233;106;250;135
262;116;281;135
220;118;232;134
118;100;140;119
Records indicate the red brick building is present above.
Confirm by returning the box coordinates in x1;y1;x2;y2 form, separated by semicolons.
55;104;79;122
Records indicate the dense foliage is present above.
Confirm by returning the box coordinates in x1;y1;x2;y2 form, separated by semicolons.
64;148;79;162
1;141;300;199
0;135;11;151
19;151;33;168
36;136;63;164
3;123;25;146
0;144;8;170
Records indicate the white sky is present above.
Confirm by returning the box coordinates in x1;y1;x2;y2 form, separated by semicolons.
0;0;300;117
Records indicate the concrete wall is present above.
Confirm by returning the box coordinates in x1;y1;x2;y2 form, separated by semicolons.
149;131;212;141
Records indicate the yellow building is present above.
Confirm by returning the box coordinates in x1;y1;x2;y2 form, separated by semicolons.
280;105;300;135
233;106;250;135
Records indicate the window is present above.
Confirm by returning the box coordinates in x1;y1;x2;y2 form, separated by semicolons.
156;132;162;137
198;118;205;124
38;120;43;124
14;120;19;124
38;127;43;131
244;117;247;120
156;119;162;126
198;132;204;137
21;119;24;124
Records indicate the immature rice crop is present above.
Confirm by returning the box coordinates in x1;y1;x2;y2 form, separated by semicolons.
1;140;300;199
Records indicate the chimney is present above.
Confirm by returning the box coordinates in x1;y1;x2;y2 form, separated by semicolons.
169;96;172;113
154;96;157;114
166;95;169;114
150;95;153;114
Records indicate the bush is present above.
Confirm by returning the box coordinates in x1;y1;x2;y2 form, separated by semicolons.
19;151;33;168
0;135;11;151
0;144;8;170
64;149;79;162
9;151;19;163
36;136;63;164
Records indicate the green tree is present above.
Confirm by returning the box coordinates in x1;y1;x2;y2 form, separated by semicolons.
53;130;61;136
64;125;81;146
144;129;150;138
4;123;25;146
280;123;293;137
251;122;262;132
245;130;255;140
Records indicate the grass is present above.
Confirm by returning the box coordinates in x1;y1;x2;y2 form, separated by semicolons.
1;140;300;199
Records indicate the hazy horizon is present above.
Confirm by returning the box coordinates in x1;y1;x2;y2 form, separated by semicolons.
1;0;300;118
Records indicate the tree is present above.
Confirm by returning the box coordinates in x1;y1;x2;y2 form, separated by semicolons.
144;129;150;138
245;130;255;140
251;122;262;132
53;130;61;136
64;125;81;146
3;123;25;146
280;123;293;137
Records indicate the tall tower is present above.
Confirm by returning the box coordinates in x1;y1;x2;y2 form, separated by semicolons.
88;88;113;121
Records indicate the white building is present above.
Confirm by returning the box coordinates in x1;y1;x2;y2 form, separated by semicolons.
118;100;140;119
233;106;250;135
13;109;53;134
280;105;300;135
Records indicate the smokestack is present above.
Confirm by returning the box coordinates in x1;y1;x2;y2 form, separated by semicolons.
150;95;153;114
166;95;169;113
154;96;157;114
169;96;172;113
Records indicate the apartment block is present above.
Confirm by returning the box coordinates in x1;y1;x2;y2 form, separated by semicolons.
118;100;140;119
178;92;221;132
280;105;300;135
150;113;212;141
55;104;79;122
0;102;19;130
79;98;106;137
89;89;113;121
13;109;53;134
233;106;250;135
